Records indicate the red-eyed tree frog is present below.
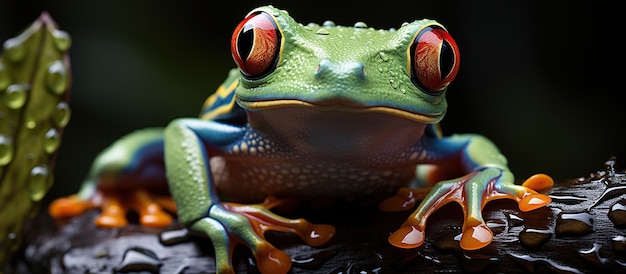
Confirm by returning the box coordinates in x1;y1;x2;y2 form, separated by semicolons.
49;5;553;274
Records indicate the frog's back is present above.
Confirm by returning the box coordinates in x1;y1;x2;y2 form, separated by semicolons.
198;68;246;124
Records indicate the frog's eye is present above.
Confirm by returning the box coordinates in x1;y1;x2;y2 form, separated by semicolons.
410;26;460;94
231;12;282;79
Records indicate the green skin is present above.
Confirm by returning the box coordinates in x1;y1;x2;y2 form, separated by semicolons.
66;5;550;274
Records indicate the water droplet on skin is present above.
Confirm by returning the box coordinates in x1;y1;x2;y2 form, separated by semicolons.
389;79;398;89
28;165;50;201
3;84;29;109
44;128;60;154
379;52;389;62
322;20;336;27
0;63;11;91
3;38;25;62
46;60;68;95
115;247;161;273
316;28;330;35
0;135;13;166
51;29;71;52
354;22;368;28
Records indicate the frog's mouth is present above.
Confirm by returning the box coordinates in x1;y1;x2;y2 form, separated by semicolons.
237;98;444;124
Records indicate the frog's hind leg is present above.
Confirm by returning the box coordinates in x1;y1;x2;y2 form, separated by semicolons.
49;128;174;228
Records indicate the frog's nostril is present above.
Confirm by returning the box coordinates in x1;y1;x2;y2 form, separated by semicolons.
314;59;332;77
355;63;366;79
315;59;365;80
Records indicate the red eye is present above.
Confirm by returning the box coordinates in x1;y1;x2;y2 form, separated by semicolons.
231;12;282;79
410;26;460;94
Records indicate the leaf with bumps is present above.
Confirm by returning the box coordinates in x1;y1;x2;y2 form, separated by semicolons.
0;12;71;265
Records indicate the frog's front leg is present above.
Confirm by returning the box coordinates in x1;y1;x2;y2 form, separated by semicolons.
387;133;554;250
164;119;334;274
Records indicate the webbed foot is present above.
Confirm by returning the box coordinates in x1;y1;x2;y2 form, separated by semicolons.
190;197;335;274
49;189;175;228
385;169;553;250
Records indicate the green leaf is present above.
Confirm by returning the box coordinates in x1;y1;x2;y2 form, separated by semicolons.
0;12;71;265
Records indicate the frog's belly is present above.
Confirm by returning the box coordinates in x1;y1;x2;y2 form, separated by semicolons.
210;157;415;203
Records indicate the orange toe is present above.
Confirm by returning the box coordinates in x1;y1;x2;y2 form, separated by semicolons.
519;193;552;212
379;187;432;212
460;223;493;250
95;202;128;228
299;223;335;247
140;210;173;228
254;243;292;274
521;173;554;190
388;224;425;249
48;195;94;218
133;190;174;228
95;213;128;228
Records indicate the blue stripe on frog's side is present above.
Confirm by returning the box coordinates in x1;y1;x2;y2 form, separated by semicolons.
199;69;245;124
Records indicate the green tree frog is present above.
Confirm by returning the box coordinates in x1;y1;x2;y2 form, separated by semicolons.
49;5;553;274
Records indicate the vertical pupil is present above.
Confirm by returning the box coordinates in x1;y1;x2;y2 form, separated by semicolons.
237;24;254;61
440;40;454;78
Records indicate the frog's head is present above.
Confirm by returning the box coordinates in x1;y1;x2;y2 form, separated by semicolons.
231;5;459;125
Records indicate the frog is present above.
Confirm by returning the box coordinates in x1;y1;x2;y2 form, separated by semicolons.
48;5;554;274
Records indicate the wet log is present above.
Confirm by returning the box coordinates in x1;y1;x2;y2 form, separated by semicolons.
8;157;626;273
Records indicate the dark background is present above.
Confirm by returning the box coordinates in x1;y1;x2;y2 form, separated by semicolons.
1;0;622;202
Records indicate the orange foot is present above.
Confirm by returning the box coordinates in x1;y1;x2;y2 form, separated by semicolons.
383;171;553;250
49;189;175;228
